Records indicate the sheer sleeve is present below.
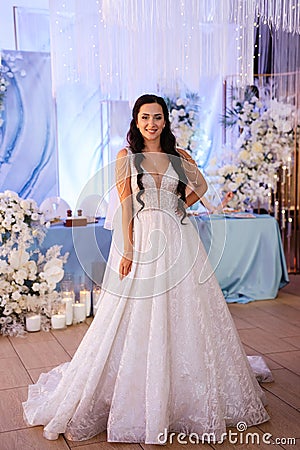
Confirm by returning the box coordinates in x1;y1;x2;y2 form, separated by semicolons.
115;148;134;255
104;149;131;230
115;148;132;201
177;148;208;200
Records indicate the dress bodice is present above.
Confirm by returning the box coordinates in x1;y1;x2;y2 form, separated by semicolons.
129;157;180;216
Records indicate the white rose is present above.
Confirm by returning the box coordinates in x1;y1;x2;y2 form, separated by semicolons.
239;150;249;161
8;247;30;270
252;142;263;153
12;224;21;233
3;305;13;316
12;291;21;301
4;191;19;200
228;182;238;191
20;199;31;210
234;173;245;185
176;98;185;106
38;281;49;294
2;220;11;230
43;258;63;271
42;265;64;285
32;283;41;291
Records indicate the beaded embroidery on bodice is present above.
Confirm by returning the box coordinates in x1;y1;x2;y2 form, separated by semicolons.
129;156;180;216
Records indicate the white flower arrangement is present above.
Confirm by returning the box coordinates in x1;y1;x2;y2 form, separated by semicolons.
0;190;68;336
0;52;26;128
165;92;211;166
207;89;298;210
0;72;9;128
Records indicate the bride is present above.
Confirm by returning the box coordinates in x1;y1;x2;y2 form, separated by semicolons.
23;94;269;444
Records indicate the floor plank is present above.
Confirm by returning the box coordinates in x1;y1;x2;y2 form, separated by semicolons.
0;335;17;358
266;350;300;376
262;368;300;409
0;357;32;390
257;390;300;448
238;328;298;354
0;387;29;432
0;427;71;450
12;340;71;370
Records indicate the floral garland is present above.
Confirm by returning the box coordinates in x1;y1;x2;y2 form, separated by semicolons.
0;190;68;336
164;92;211;166
207;88;298;210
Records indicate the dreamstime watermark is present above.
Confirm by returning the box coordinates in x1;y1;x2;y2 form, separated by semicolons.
157;422;297;445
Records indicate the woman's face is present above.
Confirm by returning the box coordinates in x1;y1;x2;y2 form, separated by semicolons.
136;103;166;143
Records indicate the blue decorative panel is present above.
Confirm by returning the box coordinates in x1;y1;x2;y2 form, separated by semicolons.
0;50;58;204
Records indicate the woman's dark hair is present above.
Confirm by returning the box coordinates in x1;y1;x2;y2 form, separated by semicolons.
126;94;188;222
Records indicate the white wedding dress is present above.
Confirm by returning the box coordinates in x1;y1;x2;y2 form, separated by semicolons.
23;152;269;444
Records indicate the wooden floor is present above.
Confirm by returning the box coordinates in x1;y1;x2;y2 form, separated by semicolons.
1;276;299;450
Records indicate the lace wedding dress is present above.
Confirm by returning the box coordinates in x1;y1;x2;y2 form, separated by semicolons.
23;151;269;444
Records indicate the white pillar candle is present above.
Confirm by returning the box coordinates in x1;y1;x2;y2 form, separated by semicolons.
80;289;91;317
51;314;66;329
25;314;41;332
73;302;86;323
62;297;73;326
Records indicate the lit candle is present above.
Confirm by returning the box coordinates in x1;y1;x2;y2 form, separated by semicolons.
51;313;66;329
288;217;292;236
282;165;287;185
80;289;91;317
25;314;41;332
287;156;291;177
267;192;271;213
274;201;279;220
281;209;286;229
73;302;86;323
61;290;75;302
273;174;277;195
62;297;73;325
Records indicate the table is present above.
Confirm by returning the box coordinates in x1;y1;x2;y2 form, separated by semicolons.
195;214;289;303
42;215;289;303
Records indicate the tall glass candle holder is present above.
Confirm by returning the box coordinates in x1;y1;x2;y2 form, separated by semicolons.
92;284;102;315
60;274;75;325
79;283;92;317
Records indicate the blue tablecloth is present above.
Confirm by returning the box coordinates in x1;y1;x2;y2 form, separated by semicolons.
42;214;289;303
195;214;289;303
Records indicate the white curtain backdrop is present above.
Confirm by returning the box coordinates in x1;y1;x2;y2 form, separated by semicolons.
49;0;256;102
47;0;258;207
